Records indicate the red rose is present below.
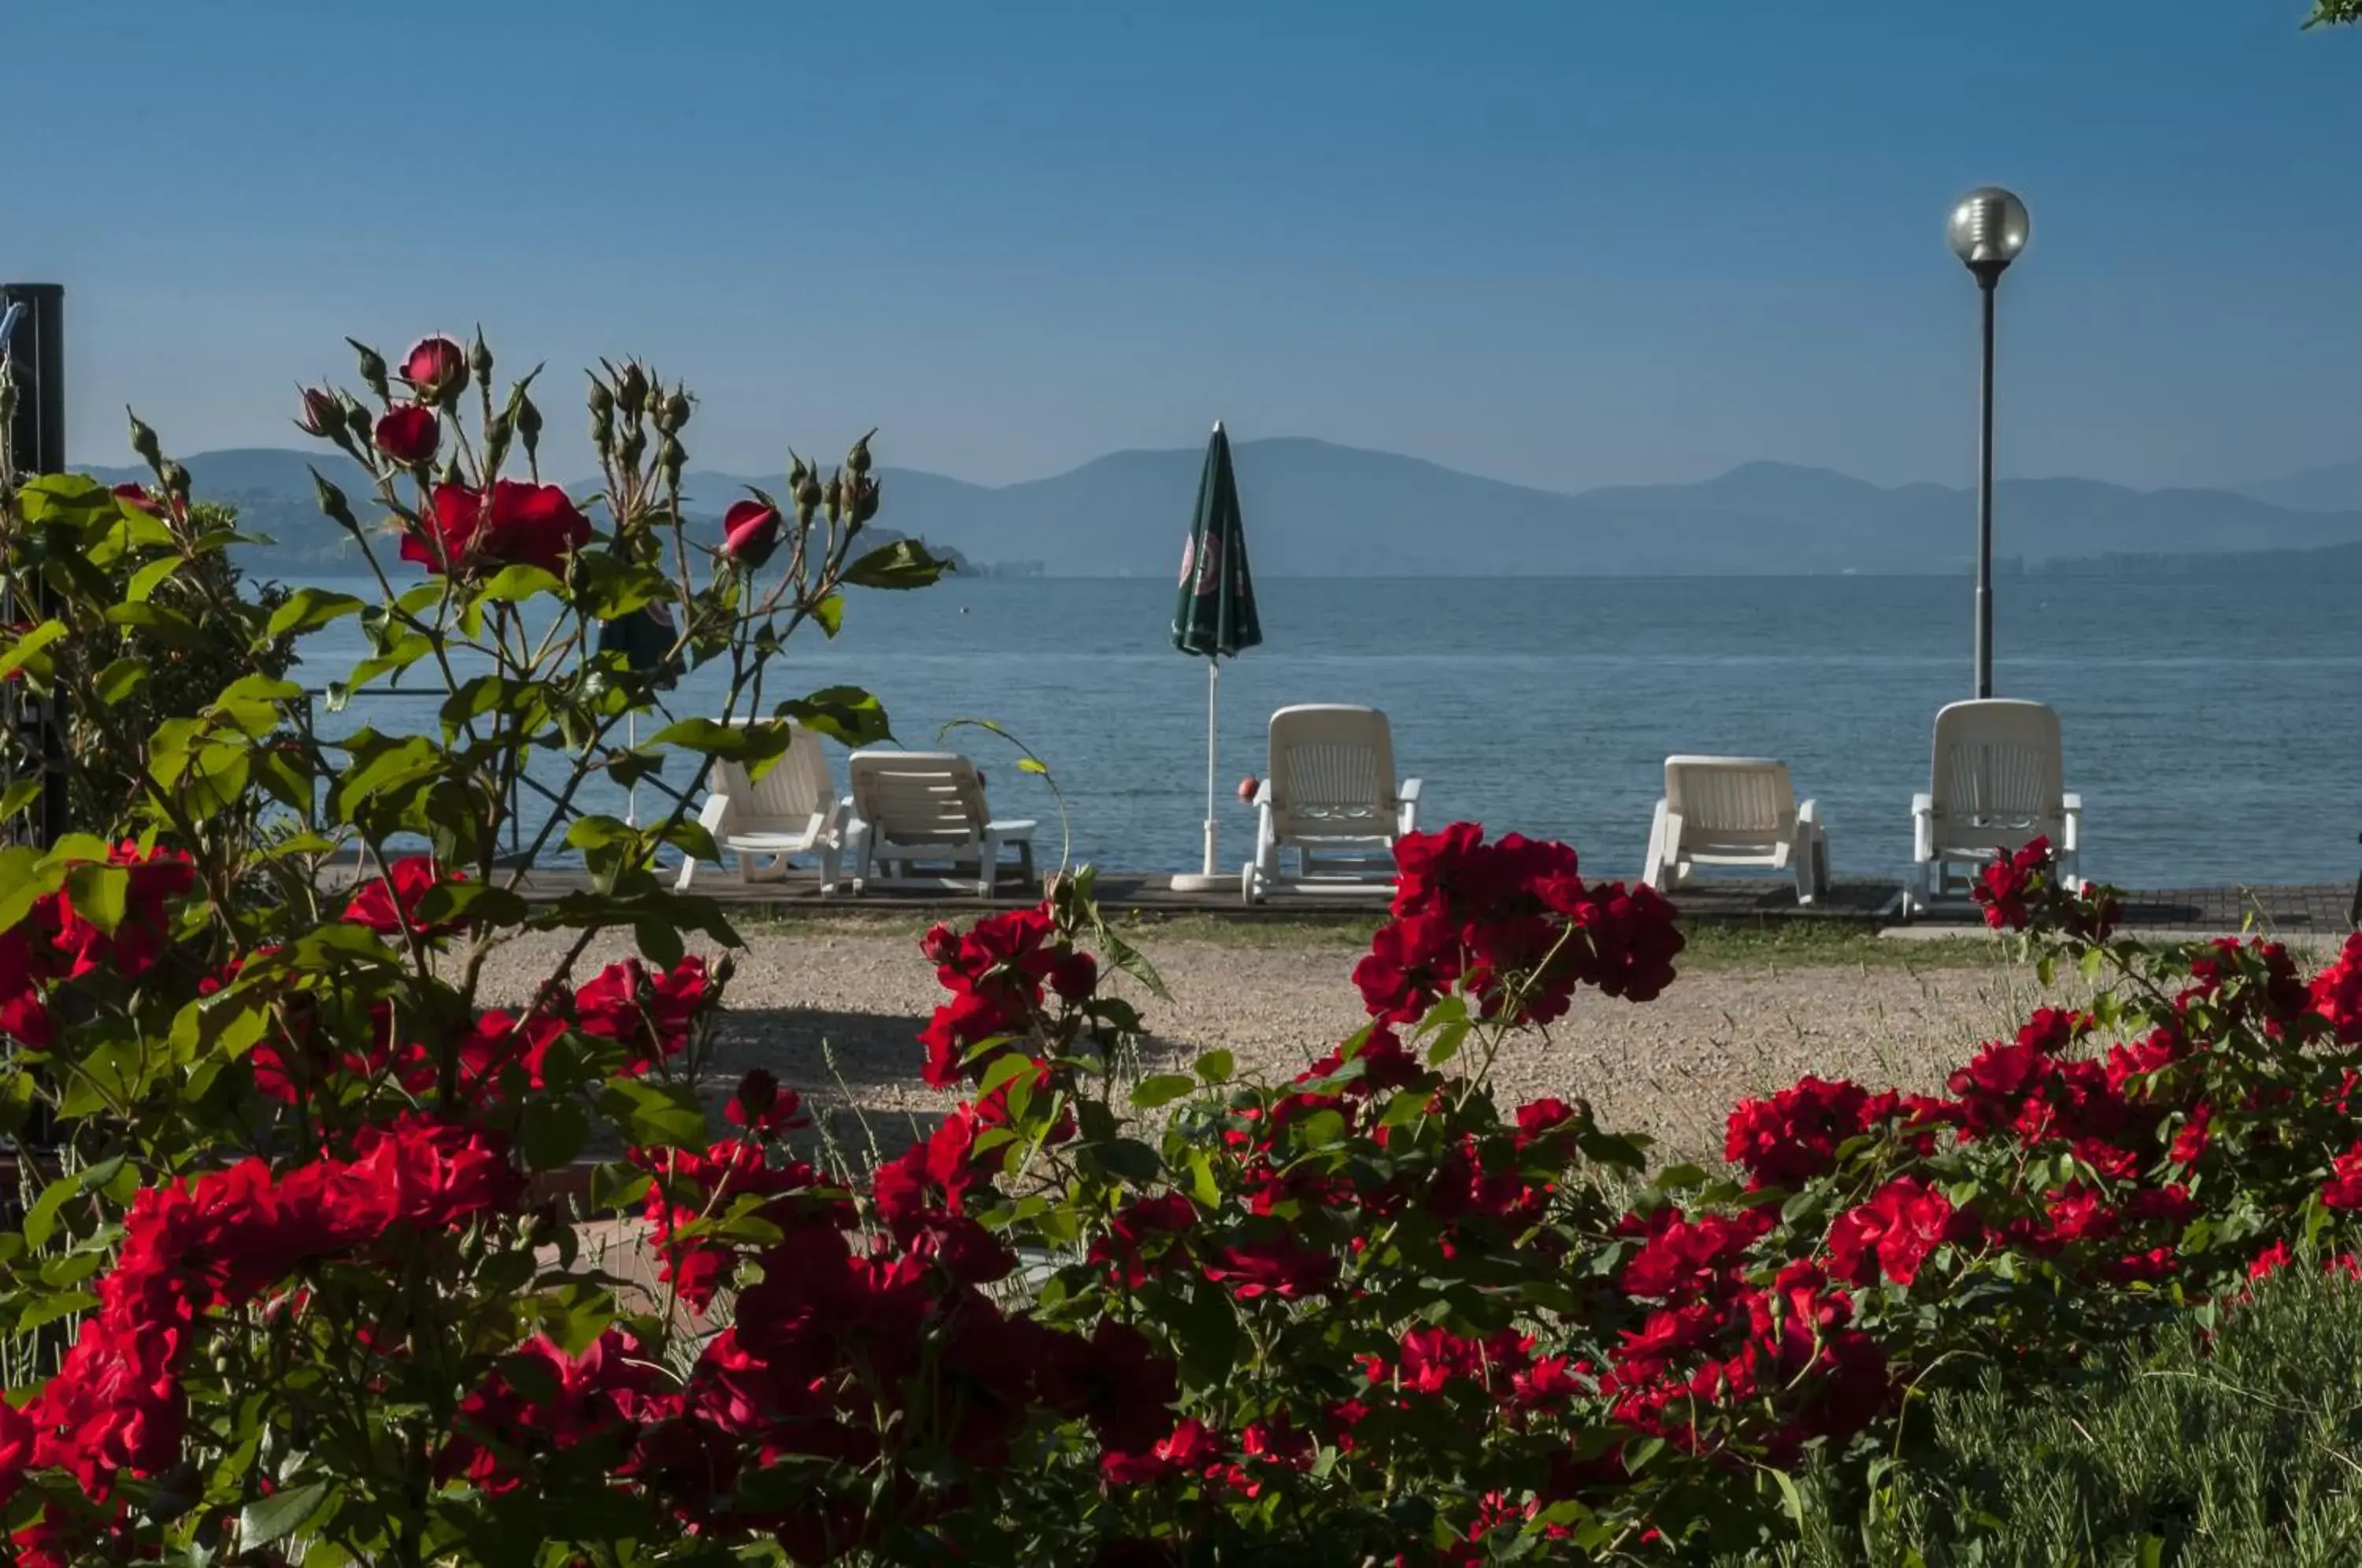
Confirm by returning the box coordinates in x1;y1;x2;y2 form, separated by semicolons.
720;498;783;569
404;480;590;575
342;856;466;940
295;386;342;438
373;404;440;467
401;335;468;403
1238;774;1259;802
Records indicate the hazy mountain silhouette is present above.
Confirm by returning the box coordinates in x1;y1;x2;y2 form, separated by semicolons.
2228;458;2362;514
81;440;2362;578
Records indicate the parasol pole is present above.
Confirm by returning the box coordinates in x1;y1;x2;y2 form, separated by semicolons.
1201;660;1219;878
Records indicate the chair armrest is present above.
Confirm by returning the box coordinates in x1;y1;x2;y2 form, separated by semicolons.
1398;777;1423;836
674;795;731;891
1797;798;1820;826
1911;792;1934;863
1251;779;1272;808
2060;793;2082;855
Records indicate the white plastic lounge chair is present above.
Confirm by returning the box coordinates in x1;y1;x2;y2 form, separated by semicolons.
1906;699;2082;915
844;750;1037;897
674;720;850;893
1242;704;1422;904
1642;756;1827;904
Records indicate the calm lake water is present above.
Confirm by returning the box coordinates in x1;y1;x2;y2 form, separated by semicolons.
291;575;2362;891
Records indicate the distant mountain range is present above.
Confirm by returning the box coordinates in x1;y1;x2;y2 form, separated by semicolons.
80;441;2362;579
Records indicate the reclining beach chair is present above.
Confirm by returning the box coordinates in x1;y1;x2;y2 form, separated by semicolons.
674;720;850;893
1642;756;1827;904
1906;699;2082;915
1242;704;1422;903
844;750;1037;897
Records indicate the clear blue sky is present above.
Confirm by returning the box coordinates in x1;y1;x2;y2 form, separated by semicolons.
12;2;2359;492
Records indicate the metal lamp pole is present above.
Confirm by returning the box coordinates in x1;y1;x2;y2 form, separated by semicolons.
1947;189;2029;700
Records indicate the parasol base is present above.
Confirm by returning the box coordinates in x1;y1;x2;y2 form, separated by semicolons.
1168;873;1229;893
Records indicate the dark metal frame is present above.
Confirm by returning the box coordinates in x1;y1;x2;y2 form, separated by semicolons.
2;284;67;853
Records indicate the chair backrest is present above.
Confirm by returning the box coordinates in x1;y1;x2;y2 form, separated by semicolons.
1664;756;1795;852
1928;699;2064;850
1267;704;1398;837
706;720;835;835
847;750;989;844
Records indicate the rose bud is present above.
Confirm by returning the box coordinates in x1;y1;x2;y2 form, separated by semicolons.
847;430;876;476
373;405;440;467
295;385;342;438
735;1067;779;1118
468;327;494;386
617;361;650;415
401;335;468;405
516;393;544;460
721;497;783;569
920;922;960;966
346;337;391;401
127;411;162;467
1238;775;1260;803
112;483;161;516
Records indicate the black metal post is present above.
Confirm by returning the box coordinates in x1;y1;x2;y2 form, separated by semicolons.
1971;264;2001;701
2;284;67;849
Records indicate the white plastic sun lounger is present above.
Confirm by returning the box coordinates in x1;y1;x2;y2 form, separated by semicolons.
1642;756;1827;904
1906;698;2082;915
674;720;850;893
1242;704;1422;904
844;750;1037;897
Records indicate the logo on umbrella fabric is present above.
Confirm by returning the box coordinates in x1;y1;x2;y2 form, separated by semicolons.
1192;532;1224;596
1178;534;1194;586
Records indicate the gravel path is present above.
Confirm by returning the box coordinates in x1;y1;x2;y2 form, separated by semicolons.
479;926;2072;1165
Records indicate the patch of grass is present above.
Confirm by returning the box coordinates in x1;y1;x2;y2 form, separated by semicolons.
1762;1265;2362;1567
734;904;2009;970
1676;919;2007;972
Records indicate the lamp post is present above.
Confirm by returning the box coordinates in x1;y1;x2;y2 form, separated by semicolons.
1946;187;2030;700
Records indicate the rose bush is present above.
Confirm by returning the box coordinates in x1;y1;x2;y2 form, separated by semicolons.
7;329;2362;1563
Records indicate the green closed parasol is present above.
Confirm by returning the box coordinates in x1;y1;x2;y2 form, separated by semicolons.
1169;421;1261;891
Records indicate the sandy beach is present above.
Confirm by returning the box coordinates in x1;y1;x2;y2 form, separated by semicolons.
476;921;2107;1165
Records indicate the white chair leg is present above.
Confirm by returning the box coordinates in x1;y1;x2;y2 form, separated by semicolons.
1642;801;1672;893
816;841;839;897
977;833;1001;897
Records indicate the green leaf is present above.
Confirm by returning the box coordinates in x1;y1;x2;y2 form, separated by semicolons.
266;586;367;640
520;1100;590;1170
125;554;183;603
645;717;791;766
17;1291;97;1333
1130;1074;1199;1110
23;1174;80;1250
1090;1137;1164;1188
778;686;893;748
475;563;565;605
0;620;66;683
809;592;845;638
240;1480;331;1548
1015;756;1049;775
535;1282;616;1356
61;864;130;936
1768;1465;1806;1526
590;1162;653;1214
600;1078;707;1149
103;600;206;649
93;656;150;705
842;538;950;590
1195;1048;1235;1085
